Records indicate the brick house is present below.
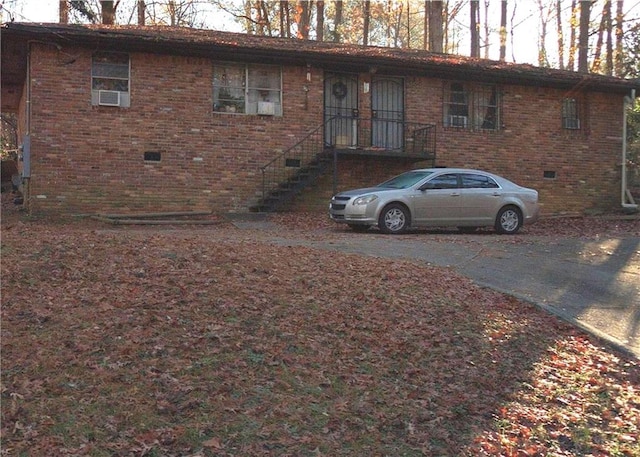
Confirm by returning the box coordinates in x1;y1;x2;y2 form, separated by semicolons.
2;22;638;216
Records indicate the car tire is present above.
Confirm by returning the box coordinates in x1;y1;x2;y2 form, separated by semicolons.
495;206;522;234
349;224;370;233
378;204;410;234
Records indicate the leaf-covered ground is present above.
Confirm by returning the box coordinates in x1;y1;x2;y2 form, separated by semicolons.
1;203;639;456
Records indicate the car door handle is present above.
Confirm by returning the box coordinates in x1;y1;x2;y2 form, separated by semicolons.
492;192;501;197
450;192;461;197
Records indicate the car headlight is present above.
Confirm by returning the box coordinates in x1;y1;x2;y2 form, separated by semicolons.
353;195;378;206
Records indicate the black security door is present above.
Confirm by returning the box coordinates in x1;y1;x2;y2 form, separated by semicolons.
371;77;404;149
324;73;359;147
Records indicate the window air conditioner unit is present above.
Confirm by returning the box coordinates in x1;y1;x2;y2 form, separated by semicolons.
98;90;121;107
257;101;276;115
448;115;468;128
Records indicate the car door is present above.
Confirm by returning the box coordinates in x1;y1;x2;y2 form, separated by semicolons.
411;173;461;225
457;173;503;224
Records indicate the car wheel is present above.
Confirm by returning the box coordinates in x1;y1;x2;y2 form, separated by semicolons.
378;204;410;234
495;206;522;234
349;224;370;233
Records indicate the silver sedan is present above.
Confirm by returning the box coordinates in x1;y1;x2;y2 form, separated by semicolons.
329;168;540;234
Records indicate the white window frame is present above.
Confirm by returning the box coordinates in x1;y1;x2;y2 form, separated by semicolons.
213;62;282;116
91;51;130;108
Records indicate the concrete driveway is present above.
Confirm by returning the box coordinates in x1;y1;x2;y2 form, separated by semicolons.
261;227;640;358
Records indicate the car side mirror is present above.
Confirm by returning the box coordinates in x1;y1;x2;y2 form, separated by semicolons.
419;183;433;191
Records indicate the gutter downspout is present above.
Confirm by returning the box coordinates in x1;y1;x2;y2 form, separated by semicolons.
622;89;638;213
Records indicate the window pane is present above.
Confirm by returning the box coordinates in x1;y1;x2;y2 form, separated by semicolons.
562;98;580;129
92;78;129;91
248;65;280;90
429;174;459;189
475;85;498;130
213;64;246;113
92;62;129;79
214;65;245;89
214;62;281;116
461;174;498;188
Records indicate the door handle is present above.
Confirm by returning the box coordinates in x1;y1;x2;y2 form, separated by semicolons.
450;192;461;197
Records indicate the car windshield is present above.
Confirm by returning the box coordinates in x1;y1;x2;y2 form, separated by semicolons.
378;171;434;189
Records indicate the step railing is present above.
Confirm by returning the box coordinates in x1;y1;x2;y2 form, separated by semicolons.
258;117;437;210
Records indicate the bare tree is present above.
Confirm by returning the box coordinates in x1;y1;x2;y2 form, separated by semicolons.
138;0;145;25
499;0;507;61
334;0;343;42
615;0;624;75
363;0;371;46
605;0;613;75
295;0;311;39
483;0;490;59
535;0;554;67
69;0;99;23
470;0;480;57
317;0;325;41
556;0;564;69
578;0;591;73
60;0;69;23
568;0;578;70
100;0;117;24
426;0;444;52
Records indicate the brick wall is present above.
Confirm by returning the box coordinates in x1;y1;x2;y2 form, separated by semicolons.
26;44;323;215
24;43;625;216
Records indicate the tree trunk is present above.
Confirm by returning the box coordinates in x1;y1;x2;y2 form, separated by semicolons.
137;0;145;25
424;0;429;49
470;0;480;57
59;1;69;23
334;0;343;42
536;0;550;66
256;0;271;35
499;0;507;61
591;1;610;73
568;0;577;70
556;0;564;69
614;0;624;75
426;1;443;52
317;0;324;41
101;0;116;24
483;0;490;58
578;0;591;73
363;0;371;46
605;0;613;75
295;0;310;39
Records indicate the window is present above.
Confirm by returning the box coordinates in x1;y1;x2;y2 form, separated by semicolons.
444;82;500;130
213;63;282;116
425;174;460;189
91;52;130;107
461;173;499;189
562;98;580;129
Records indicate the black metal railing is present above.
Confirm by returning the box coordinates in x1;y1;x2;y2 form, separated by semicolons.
325;117;436;160
256;118;436;211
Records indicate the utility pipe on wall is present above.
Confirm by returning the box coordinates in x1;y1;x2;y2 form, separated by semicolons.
622;89;638;213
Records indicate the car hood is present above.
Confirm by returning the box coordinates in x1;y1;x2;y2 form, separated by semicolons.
334;187;394;198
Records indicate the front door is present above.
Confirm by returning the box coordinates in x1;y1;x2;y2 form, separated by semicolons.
371;77;404;150
324;73;359;147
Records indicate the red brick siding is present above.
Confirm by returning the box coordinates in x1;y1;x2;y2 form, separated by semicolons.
26;44;323;214
25;43;625;216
